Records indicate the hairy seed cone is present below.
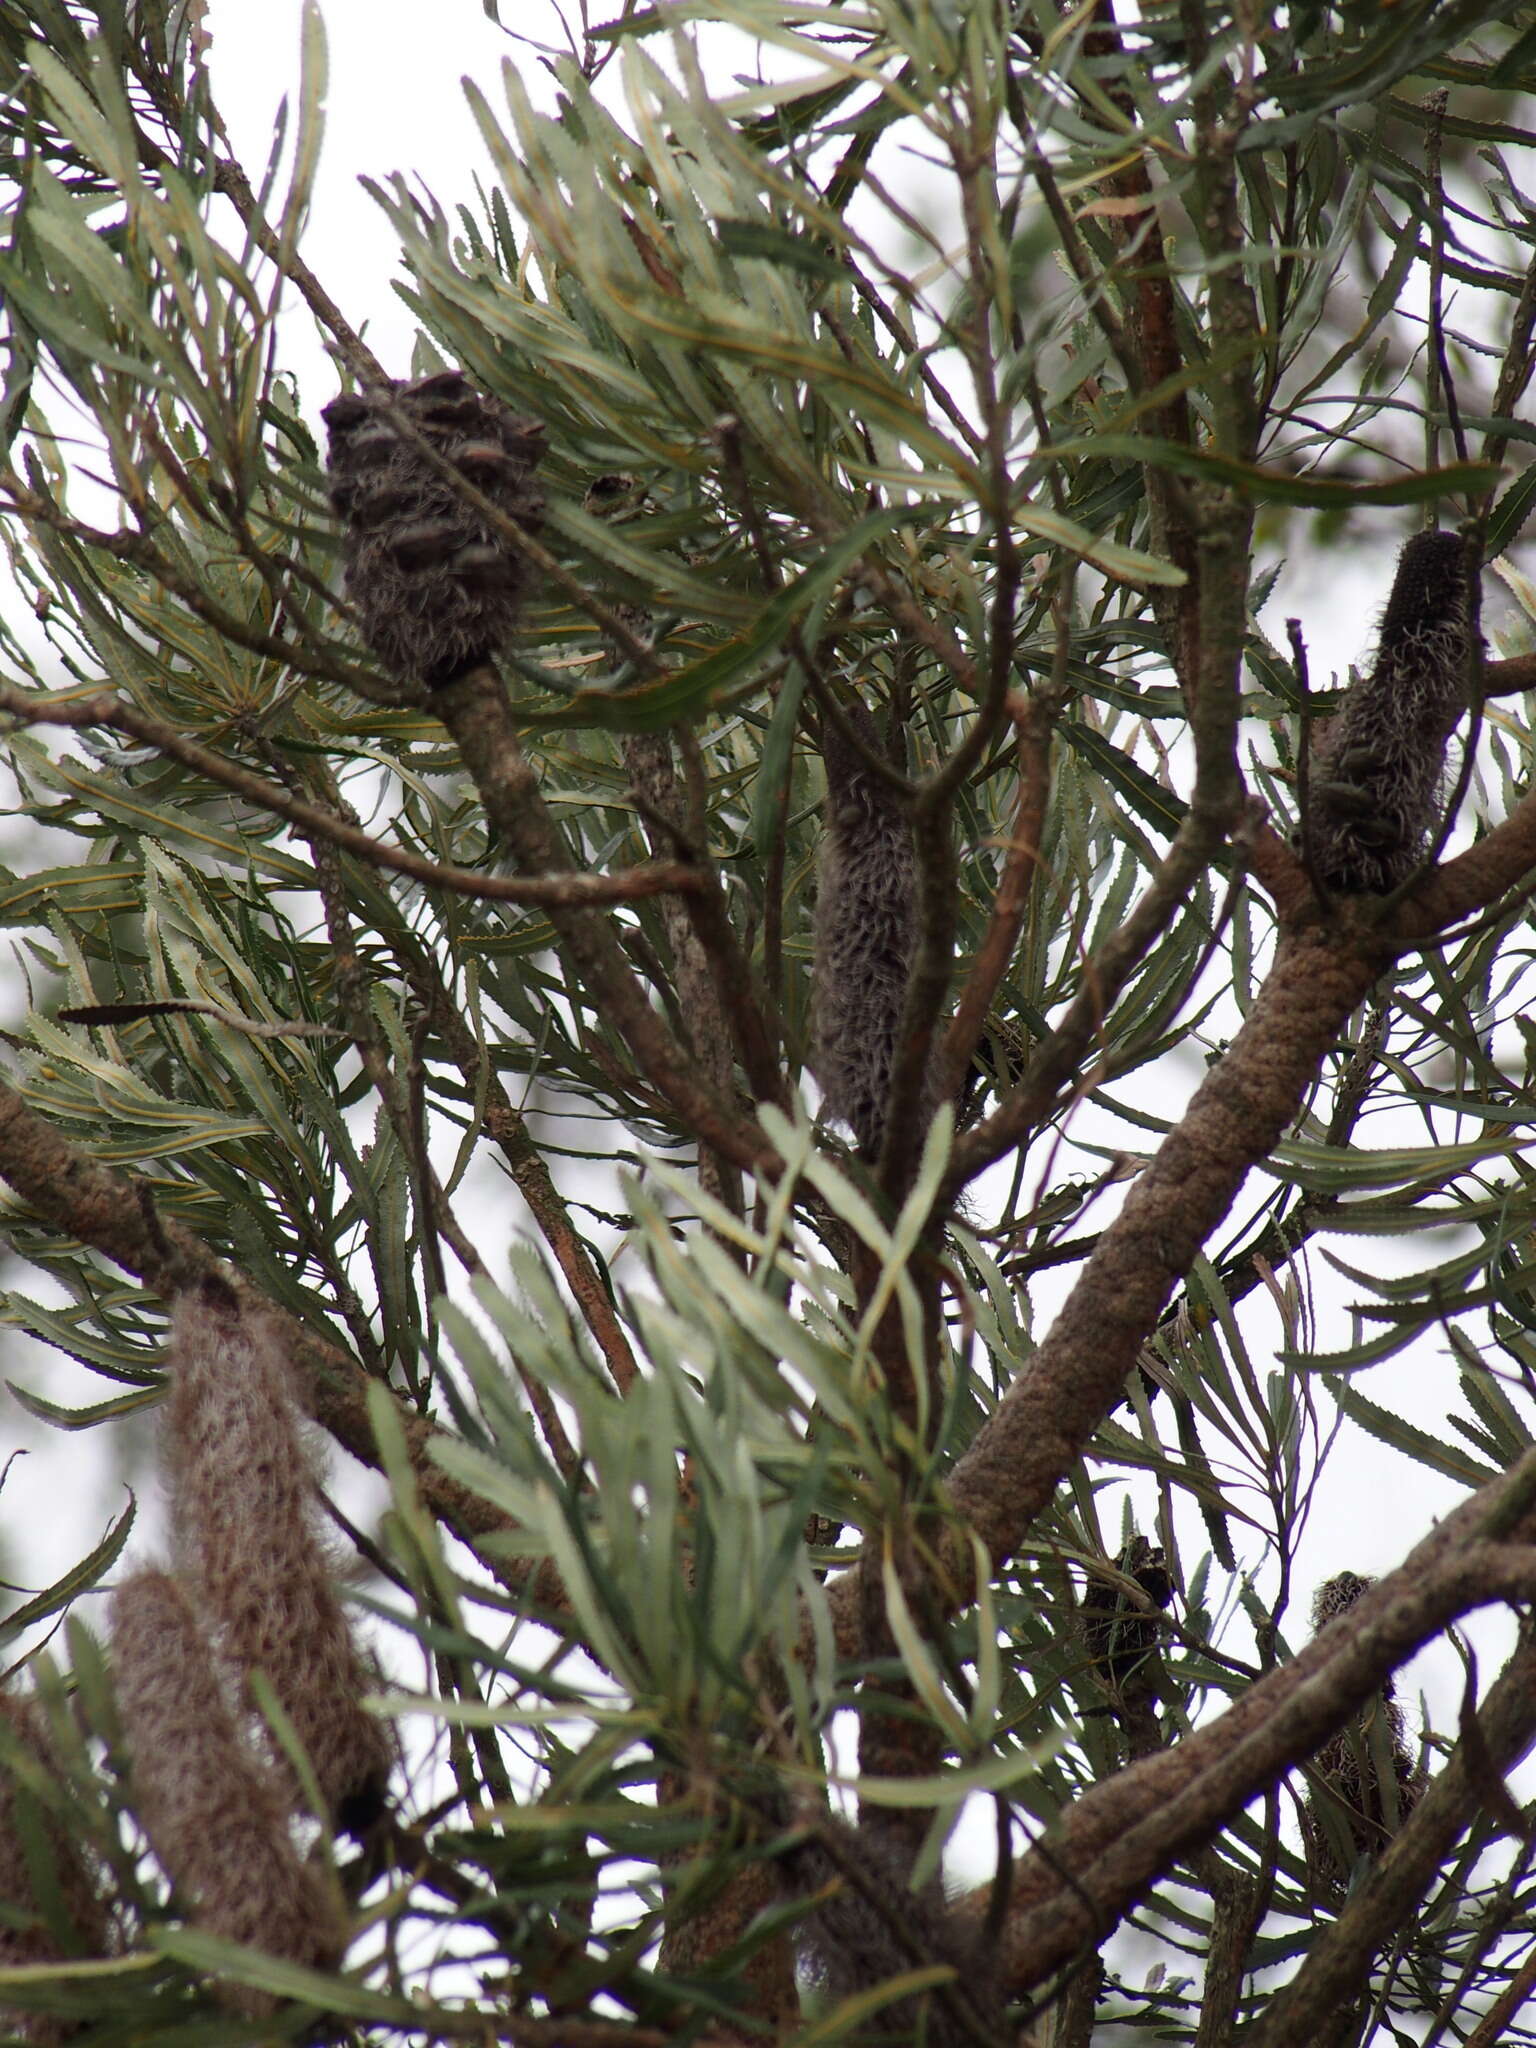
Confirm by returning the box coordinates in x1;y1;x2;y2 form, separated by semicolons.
1305;531;1477;893
782;1813;1008;2048
1083;1535;1173;1702
1301;1573;1423;1891
164;1287;392;1830
812;700;918;1158
323;369;546;688
0;1695;110;2043
111;1571;345;2015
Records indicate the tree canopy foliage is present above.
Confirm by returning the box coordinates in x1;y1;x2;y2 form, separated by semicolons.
0;1;1535;2042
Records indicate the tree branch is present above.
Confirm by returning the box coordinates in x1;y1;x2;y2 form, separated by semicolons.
958;1515;1536;1992
428;665;777;1179
931;689;1053;1110
0;684;700;908
1228;1621;1536;2048
0;1079;557;1602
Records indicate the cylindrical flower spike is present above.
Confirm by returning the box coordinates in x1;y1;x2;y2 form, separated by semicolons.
163;1285;392;1831
812;699;918;1159
111;1571;344;2017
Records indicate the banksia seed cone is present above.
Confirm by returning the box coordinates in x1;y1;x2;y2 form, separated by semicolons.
812;700;918;1158
111;1571;344;2016
1301;1573;1423;1892
782;1812;1006;2048
1083;1535;1173;1704
0;1695;109;2043
1304;531;1477;893
323;369;546;687
164;1286;392;1831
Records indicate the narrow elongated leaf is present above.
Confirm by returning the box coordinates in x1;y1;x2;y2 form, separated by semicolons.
0;1495;134;1637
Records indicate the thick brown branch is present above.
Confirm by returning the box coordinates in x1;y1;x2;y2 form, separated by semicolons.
1401;777;1536;935
1244;1621;1536;2048
942;923;1382;1580
1484;652;1536;698
954;1512;1536;1991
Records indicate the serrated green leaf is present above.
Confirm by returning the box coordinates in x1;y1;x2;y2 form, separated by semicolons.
1324;1374;1499;1487
7;1382;160;1430
0;1495;134;1638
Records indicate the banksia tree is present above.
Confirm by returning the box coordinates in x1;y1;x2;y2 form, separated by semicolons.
1;3;1536;2045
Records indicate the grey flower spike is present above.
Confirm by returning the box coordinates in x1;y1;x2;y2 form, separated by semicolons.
112;1571;344;2015
164;1287;393;1833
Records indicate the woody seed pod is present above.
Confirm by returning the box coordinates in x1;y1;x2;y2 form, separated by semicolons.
323;369;546;687
1304;532;1477;893
1083;1535;1173;1704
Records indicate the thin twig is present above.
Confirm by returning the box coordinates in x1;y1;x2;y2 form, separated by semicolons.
0;683;699;907
428;664;777;1180
931;687;1053;1110
1287;615;1331;909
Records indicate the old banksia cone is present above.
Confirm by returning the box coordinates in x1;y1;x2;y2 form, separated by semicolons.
1301;1573;1422;1891
323;368;546;687
0;1695;109;2043
112;1571;343;2015
1304;530;1477;893
812;699;917;1159
1083;1535;1173;1707
163;1285;392;1831
780;1809;1007;2048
